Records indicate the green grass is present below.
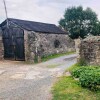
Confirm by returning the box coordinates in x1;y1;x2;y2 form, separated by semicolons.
52;64;100;100
41;51;75;62
52;76;100;100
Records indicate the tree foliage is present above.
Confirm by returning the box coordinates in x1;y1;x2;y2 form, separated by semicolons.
59;6;100;39
92;22;100;36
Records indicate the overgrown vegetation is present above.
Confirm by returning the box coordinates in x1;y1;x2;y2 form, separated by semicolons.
72;67;100;91
52;62;100;100
41;51;75;62
71;67;96;78
80;68;100;91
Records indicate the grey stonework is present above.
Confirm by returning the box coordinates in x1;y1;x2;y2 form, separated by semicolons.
24;31;75;62
24;30;36;62
35;33;75;55
79;36;100;66
0;31;4;60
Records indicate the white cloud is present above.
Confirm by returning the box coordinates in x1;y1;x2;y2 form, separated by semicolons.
0;0;100;25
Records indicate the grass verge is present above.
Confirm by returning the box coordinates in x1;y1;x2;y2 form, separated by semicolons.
41;51;75;62
52;76;100;100
52;64;100;100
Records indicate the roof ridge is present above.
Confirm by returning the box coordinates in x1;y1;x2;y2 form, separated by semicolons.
8;18;56;26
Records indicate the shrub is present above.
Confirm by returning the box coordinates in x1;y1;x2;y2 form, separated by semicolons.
72;67;96;78
79;69;100;91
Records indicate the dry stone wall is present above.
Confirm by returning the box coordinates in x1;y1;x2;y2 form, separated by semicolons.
79;36;100;66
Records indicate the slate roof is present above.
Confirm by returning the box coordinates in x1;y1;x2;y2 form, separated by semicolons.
0;18;67;34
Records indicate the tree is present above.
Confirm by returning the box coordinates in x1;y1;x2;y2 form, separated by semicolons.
92;22;100;36
59;6;99;39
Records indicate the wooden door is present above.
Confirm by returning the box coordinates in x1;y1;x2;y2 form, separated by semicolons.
3;27;25;61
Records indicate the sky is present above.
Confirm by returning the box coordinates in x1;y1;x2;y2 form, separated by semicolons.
0;0;100;25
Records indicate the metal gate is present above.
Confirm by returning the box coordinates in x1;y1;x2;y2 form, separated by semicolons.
3;27;25;60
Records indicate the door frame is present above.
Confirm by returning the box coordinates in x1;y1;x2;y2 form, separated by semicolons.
3;27;25;61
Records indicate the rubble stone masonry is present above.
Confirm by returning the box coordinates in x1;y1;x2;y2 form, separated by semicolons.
79;36;100;66
24;31;75;62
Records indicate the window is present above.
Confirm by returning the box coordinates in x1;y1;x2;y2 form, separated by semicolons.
54;40;60;48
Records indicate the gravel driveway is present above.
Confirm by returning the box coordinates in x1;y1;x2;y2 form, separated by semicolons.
0;54;77;100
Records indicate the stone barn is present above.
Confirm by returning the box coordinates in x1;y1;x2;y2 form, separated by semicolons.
79;36;100;65
0;18;75;62
0;28;3;60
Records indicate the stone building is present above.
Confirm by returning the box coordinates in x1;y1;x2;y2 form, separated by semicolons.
0;28;3;60
79;36;100;65
0;18;75;62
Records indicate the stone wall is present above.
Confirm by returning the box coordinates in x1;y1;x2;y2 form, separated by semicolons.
79;36;100;65
34;33;75;56
24;31;75;62
24;30;36;62
0;30;4;60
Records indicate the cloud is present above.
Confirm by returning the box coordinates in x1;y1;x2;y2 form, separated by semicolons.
0;0;100;25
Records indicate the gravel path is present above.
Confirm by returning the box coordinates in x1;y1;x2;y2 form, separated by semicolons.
0;54;77;100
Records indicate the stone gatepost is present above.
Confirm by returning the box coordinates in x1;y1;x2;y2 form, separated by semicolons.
0;32;4;60
24;30;36;63
79;36;100;66
74;38;82;61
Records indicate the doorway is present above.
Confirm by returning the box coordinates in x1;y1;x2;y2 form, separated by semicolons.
3;27;25;61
